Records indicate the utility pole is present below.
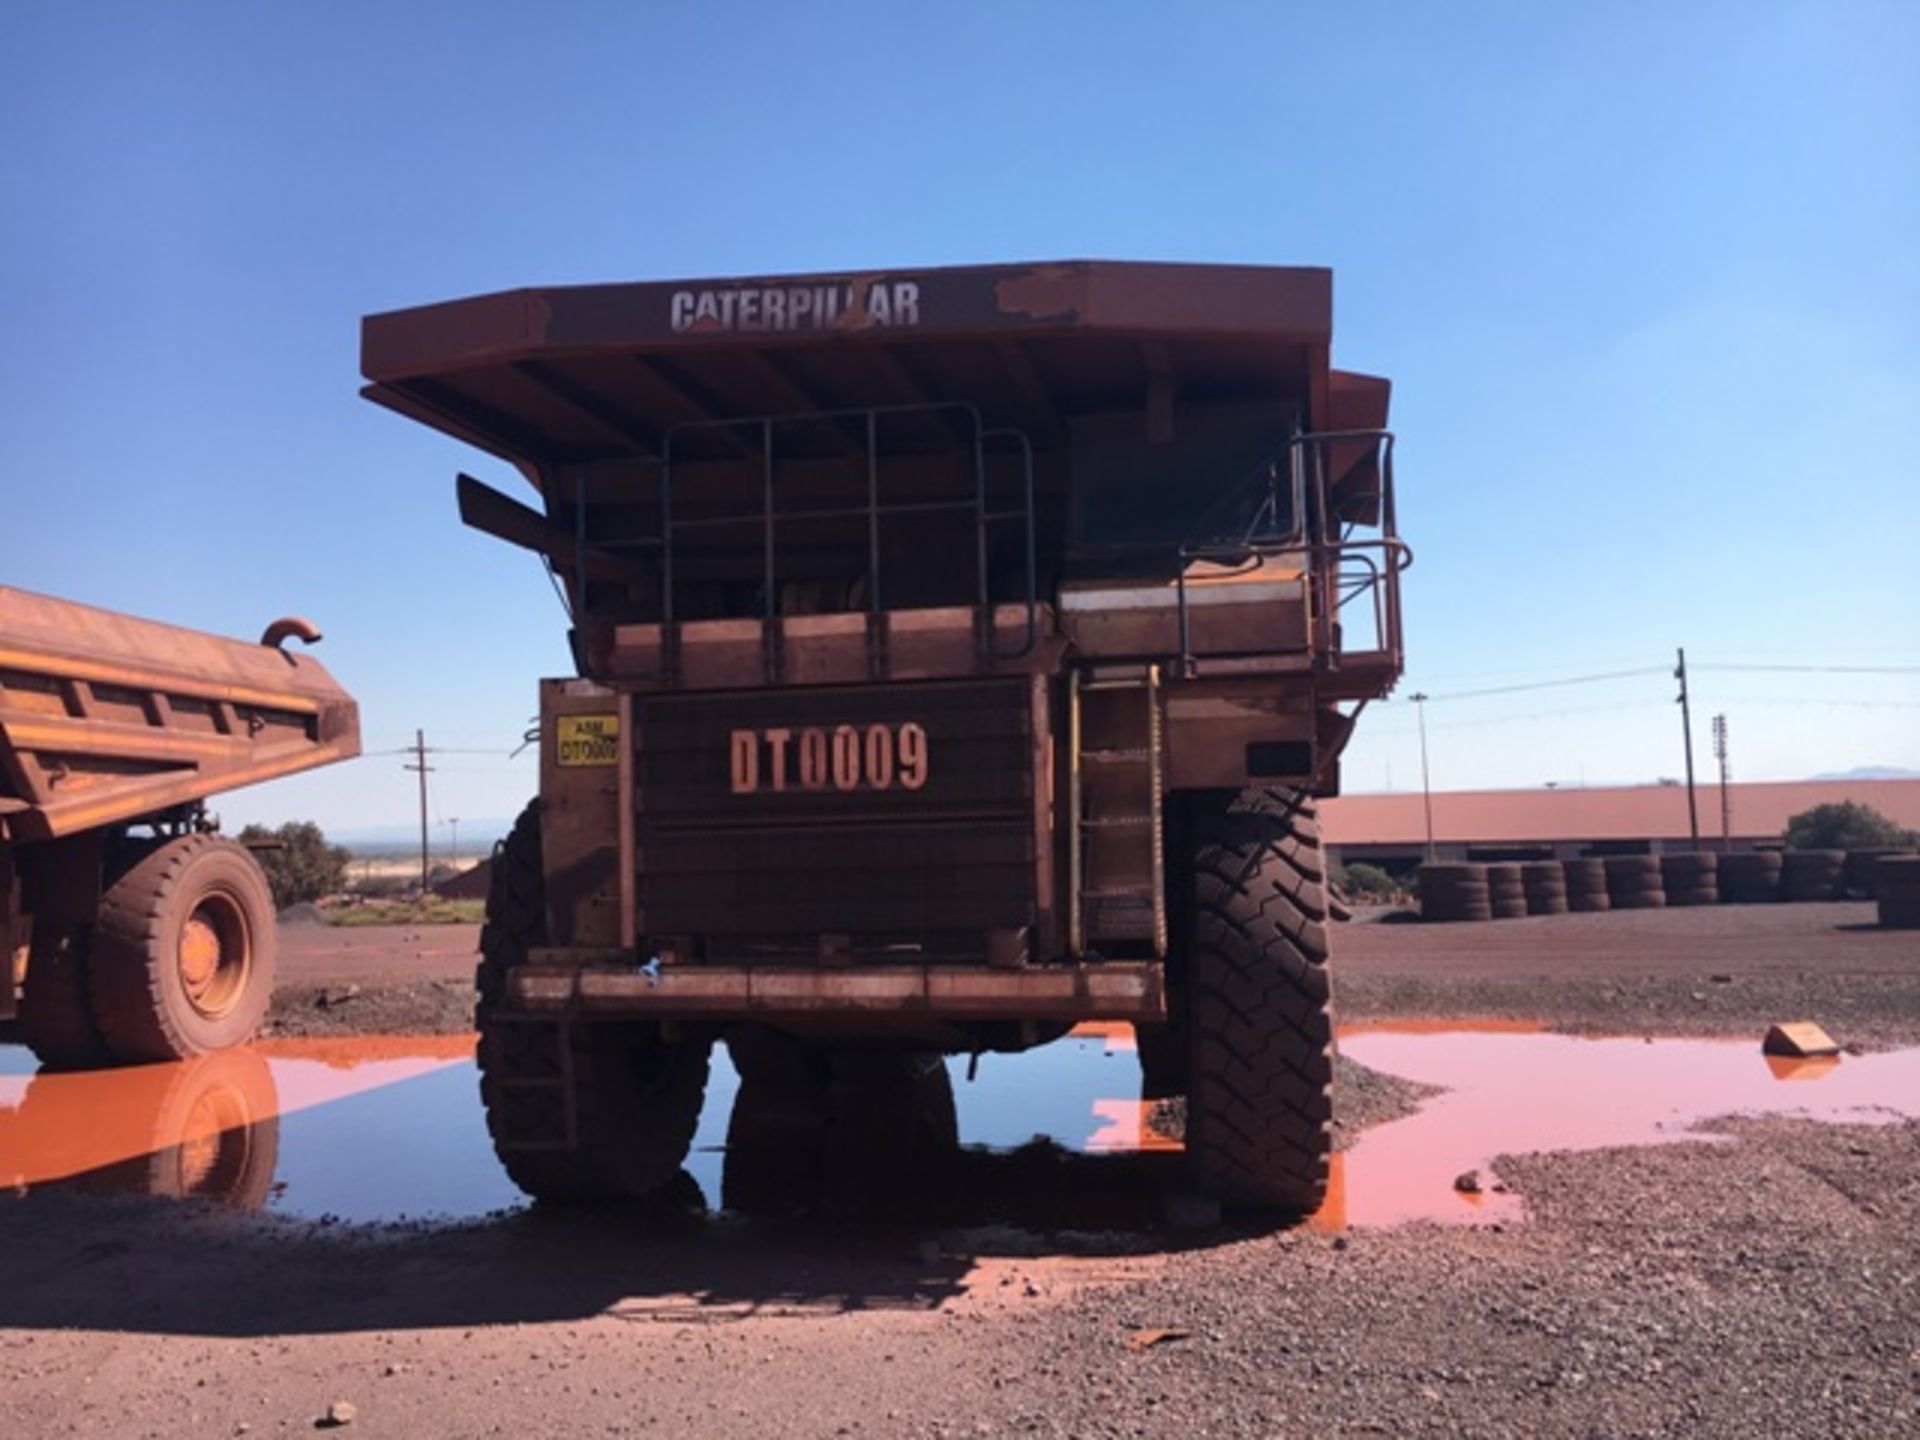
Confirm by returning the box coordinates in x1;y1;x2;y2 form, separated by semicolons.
448;817;460;869
404;729;434;891
1674;648;1700;847
1410;691;1436;861
1712;714;1731;853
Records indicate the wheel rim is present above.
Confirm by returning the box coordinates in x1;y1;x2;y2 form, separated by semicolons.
177;892;251;1020
174;1083;255;1198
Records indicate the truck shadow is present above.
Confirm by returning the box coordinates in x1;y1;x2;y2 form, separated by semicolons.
0;1061;1276;1340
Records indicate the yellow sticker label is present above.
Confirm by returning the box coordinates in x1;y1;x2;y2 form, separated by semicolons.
556;713;620;768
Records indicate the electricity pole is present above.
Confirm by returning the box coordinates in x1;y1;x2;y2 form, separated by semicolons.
404;729;434;891
1674;648;1700;847
1712;714;1731;853
448;817;460;869
1410;691;1435;861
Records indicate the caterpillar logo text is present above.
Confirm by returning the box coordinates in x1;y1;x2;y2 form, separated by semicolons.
670;279;922;335
730;722;928;795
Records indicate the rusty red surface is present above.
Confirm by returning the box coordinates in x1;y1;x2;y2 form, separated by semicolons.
360;260;1359;476
0;586;361;843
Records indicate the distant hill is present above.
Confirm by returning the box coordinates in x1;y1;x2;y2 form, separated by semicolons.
1809;766;1920;782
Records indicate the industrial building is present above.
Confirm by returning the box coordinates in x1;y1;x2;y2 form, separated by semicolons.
1322;778;1920;868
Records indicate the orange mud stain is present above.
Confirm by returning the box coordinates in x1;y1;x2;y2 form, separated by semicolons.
0;1035;471;1191
252;1033;476;1067
1338;1016;1548;1039
1086;1099;1181;1153
1068;1021;1138;1052
1319;1030;1920;1229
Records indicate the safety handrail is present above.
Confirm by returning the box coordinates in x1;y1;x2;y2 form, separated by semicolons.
1174;429;1409;678
642;401;1038;683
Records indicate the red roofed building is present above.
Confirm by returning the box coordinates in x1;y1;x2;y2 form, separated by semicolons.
1322;778;1920;867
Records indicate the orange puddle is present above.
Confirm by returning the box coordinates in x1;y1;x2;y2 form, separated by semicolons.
1320;1029;1920;1228
0;1036;471;1194
7;1024;1918;1233
1068;1020;1138;1053
1338;1016;1548;1039
1086;1099;1181;1153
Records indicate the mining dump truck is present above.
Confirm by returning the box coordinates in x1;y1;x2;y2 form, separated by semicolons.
362;260;1407;1211
0;588;360;1068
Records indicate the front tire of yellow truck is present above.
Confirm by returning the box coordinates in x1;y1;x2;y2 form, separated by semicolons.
476;802;710;1203
1177;788;1335;1214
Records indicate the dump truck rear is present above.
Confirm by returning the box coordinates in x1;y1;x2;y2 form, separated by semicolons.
1;588;360;1067
363;259;1407;1210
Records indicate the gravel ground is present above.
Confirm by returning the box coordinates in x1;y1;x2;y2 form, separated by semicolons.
3;903;1917;1436
957;1115;1920;1437
1336;900;1920;1046
262;902;1920;1045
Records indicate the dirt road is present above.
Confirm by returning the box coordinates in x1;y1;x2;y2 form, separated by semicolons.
267;901;1920;1043
4;903;1916;1437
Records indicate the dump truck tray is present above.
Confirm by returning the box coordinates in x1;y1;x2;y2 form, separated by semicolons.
0;586;360;843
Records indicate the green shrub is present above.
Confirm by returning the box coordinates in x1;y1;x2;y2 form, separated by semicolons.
237;820;350;909
1784;802;1913;851
1336;861;1400;898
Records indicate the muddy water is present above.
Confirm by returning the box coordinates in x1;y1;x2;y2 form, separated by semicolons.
1329;1026;1920;1228
2;1025;1916;1232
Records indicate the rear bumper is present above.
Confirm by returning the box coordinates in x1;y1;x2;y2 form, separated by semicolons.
510;953;1166;1022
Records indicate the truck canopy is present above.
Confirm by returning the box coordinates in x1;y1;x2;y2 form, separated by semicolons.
361;260;1385;474
362;260;1393;651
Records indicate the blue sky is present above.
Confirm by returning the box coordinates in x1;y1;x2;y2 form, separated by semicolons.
3;1;1915;842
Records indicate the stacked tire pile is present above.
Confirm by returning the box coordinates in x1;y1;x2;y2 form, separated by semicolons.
1485;863;1529;919
1561;858;1610;912
1781;849;1846;903
1418;863;1492;922
1878;857;1920;929
1660;851;1719;906
1521;861;1569;915
1604;854;1666;909
1719;850;1784;903
1847;847;1917;899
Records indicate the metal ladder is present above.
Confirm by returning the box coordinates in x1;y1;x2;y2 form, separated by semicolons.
1069;665;1167;957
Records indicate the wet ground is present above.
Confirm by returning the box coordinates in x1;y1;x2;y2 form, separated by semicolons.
7;1021;1916;1237
5;908;1919;1438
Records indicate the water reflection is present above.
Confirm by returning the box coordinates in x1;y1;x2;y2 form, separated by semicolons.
2;1025;1915;1235
1;1050;281;1206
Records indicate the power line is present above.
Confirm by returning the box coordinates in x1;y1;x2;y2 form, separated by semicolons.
1416;667;1668;703
1694;663;1920;676
1700;695;1920;711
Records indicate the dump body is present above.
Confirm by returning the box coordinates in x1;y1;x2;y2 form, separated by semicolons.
0;586;361;844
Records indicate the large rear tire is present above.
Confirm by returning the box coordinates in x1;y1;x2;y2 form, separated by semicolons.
90;835;277;1062
19;924;111;1071
1179;788;1334;1213
476;802;710;1203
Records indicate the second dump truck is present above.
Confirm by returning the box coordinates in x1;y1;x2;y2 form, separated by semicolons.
2;589;359;1068
363;259;1407;1210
